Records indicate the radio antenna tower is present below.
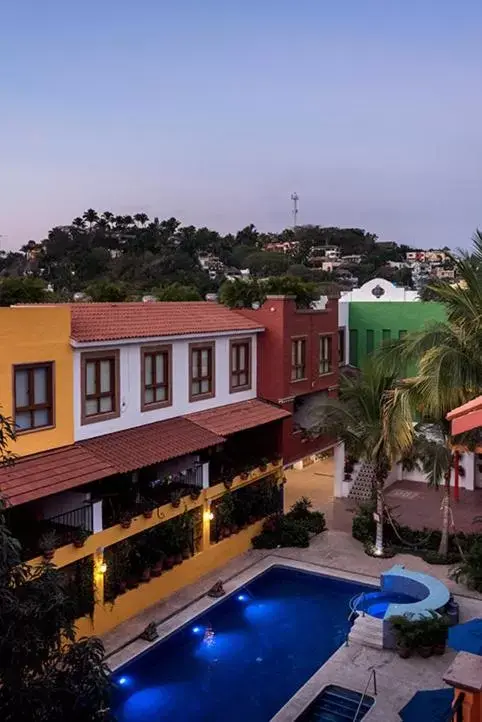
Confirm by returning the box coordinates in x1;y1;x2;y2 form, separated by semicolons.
291;192;299;229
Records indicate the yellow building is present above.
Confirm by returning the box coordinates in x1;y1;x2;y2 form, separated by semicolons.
0;305;74;456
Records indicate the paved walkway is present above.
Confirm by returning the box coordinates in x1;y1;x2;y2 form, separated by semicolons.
284;460;482;535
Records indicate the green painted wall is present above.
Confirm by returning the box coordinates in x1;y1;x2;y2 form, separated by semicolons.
348;301;446;367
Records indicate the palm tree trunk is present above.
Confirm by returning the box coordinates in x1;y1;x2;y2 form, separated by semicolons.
438;470;451;558
374;470;385;555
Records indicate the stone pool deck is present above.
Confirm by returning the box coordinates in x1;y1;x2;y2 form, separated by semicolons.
103;530;482;721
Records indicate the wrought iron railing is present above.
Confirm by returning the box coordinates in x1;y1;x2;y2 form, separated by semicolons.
47;503;94;532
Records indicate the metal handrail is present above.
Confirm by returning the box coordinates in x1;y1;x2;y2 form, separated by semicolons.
352;669;377;721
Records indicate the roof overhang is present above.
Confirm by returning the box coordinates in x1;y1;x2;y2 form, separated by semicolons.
447;396;482;436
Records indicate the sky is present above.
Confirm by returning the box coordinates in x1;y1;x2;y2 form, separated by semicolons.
1;0;481;251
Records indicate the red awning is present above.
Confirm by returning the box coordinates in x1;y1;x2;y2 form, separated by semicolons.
447;396;482;436
187;398;290;436
0;417;224;507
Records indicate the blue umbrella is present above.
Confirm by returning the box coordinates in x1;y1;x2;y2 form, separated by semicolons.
448;618;482;655
399;688;454;721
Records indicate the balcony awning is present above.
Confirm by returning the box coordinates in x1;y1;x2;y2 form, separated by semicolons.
0;417;225;507
187;398;290;436
447;396;482;436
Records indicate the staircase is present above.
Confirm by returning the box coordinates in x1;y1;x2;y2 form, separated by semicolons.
348;462;377;503
348;614;384;649
296;684;375;721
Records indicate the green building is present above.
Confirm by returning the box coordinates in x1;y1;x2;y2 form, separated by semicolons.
339;279;446;368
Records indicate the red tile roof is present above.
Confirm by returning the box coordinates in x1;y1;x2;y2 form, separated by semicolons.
0;418;224;506
79;417;224;474
187;399;290;436
70;302;264;342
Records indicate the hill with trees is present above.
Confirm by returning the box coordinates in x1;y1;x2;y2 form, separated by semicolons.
0;209;415;304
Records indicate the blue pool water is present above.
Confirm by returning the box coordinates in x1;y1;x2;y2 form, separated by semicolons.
112;566;373;722
354;590;419;619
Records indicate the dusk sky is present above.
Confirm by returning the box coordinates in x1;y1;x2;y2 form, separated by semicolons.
2;0;481;250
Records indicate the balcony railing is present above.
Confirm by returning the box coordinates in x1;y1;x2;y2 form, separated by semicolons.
47;503;94;533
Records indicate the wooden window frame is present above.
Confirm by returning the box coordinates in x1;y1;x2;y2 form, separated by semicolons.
81;350;120;425
189;341;215;402
291;337;307;382
229;337;252;393
13;362;55;434
338;328;345;365
319;334;333;375
140;344;173;411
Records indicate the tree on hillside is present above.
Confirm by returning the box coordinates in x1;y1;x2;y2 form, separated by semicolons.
84;280;129;302
0;413;114;722
153;282;203;301
0;277;48;306
244;251;291;277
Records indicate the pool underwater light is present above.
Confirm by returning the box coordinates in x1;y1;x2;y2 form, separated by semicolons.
192;626;203;634
117;676;129;686
237;593;247;601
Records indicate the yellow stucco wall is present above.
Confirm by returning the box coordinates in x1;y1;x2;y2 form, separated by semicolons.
0;305;74;456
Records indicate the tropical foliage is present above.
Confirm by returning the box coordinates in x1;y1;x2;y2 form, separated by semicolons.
0;413;114;722
307;362;413;554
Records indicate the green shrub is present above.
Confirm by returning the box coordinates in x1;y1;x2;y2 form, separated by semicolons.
286;496;326;534
451;538;482;592
252;515;310;549
352;503;376;543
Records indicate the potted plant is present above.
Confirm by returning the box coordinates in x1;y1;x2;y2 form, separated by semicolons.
189;487;201;501
140;498;155;519
119;511;133;529
126;575;139;590
416;616;433;658
72;527;91;548
170;489;182;508
117;579;127;595
223;473;233;490
164;554;175;570
240;469;250;481
140;566;151;583
271;452;282;466
429;613;448;655
390;615;415;659
259;457;269;472
182;547;191;560
39;530;58;560
151;554;165;577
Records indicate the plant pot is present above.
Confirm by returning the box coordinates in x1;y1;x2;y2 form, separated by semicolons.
182;548;191;560
171;499;181;508
223;479;233;490
151;560;164;577
164;556;175;570
120;519;132;529
42;549;55;560
433;643;446;656
190;490;201;501
230;524;239;535
240;472;249;481
174;553;183;565
118;580;127;595
140;568;151;583
259;465;267;473
143;509;153;519
126;576;139;590
418;645;433;658
73;539;85;549
396;644;411;659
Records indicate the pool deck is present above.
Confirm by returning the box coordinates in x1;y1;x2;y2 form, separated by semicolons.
104;530;482;721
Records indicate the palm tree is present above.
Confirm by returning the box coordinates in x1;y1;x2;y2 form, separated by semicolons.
133;213;149;227
101;211;114;227
82;208;99;230
71;217;85;230
308;363;413;554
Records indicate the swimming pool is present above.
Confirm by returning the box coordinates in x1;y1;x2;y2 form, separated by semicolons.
112;566;373;721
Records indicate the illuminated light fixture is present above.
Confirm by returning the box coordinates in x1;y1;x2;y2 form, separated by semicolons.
98;562;107;574
192;626;203;634
204;510;214;522
117;676;128;686
237;594;247;602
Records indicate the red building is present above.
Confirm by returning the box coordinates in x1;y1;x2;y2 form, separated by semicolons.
237;295;340;465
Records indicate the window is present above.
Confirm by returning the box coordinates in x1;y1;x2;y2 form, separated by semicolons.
81;351;119;424
14;363;53;432
230;338;251;392
291;339;306;381
399;330;407;340
382;329;391;344
338;328;345;365
190;342;215;400
319;335;332;374
141;346;172;410
349;329;358;367
366;329;375;355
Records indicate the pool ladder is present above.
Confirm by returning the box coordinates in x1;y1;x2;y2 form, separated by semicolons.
346;592;365;646
352;670;377;721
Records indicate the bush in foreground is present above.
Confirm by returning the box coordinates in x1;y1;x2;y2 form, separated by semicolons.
252;497;326;549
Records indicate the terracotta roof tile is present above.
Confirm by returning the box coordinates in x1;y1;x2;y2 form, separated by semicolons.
79;417;224;474
0;417;224;507
187;399;290;436
447;396;482;435
70;302;264;342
